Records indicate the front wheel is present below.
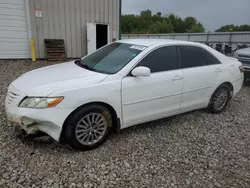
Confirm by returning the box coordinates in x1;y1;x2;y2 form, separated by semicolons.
207;84;231;114
64;105;112;151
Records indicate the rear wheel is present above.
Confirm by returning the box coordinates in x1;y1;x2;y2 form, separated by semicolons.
207;84;231;114
64;105;112;151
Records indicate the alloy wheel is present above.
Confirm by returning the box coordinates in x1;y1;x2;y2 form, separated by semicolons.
75;113;108;146
212;88;228;111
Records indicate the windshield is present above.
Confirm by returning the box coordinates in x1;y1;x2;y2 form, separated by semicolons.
77;42;146;74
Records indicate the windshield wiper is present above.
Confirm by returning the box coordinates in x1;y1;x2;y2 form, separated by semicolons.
74;59;110;74
74;59;95;71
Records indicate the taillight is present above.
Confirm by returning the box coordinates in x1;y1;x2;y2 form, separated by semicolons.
239;66;244;73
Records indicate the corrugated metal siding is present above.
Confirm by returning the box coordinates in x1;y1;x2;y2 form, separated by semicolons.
0;0;29;59
29;0;119;58
174;34;189;41
189;33;206;42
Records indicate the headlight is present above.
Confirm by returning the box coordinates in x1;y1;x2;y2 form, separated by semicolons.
19;97;64;109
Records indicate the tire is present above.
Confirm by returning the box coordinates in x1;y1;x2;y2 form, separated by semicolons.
207;84;231;114
64;105;112;151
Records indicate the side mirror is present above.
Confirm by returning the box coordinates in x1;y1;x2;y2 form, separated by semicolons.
131;66;151;77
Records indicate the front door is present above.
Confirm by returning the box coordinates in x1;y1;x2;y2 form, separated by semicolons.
122;46;183;126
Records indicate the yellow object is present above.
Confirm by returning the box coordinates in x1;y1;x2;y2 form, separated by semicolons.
30;37;36;62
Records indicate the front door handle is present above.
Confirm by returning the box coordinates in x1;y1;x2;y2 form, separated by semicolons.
215;68;222;73
172;75;183;81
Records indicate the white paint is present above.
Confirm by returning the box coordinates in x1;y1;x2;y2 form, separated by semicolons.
122;69;183;125
131;66;151;77
0;0;29;59
108;25;110;43
180;64;223;109
87;22;97;55
5;39;243;143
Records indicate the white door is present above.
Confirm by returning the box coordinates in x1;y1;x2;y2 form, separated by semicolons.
122;46;183;126
87;22;96;55
179;45;223;110
0;0;29;59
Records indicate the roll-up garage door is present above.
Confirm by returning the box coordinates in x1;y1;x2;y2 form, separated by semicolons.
0;0;29;59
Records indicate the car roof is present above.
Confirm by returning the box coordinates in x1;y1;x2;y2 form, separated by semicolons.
117;38;229;63
118;39;201;47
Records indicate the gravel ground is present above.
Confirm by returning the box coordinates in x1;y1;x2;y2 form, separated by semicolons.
0;60;250;188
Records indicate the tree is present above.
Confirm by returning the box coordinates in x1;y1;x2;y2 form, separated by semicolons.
121;10;205;34
215;24;250;32
121;14;139;34
149;21;174;34
184;17;198;32
187;23;205;33
238;25;250;31
167;14;185;33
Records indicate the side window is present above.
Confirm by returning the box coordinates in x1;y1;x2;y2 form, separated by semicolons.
179;46;207;68
206;52;221;65
136;46;178;73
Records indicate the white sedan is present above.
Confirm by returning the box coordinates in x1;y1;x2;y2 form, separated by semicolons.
5;39;244;151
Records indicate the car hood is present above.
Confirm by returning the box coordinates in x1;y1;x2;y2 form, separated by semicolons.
11;61;109;96
236;47;250;55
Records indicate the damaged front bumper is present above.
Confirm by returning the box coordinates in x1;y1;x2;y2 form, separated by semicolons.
5;104;74;142
5;84;75;142
6;113;41;135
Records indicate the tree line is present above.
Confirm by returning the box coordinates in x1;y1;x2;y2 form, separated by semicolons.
122;9;250;34
215;25;250;32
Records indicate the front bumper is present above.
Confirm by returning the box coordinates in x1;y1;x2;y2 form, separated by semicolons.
5;95;74;142
238;58;250;78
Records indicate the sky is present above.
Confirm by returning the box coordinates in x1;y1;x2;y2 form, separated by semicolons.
122;0;250;31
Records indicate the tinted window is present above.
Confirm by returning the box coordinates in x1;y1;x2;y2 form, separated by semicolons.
180;46;207;68
137;46;178;73
180;46;220;68
206;52;221;65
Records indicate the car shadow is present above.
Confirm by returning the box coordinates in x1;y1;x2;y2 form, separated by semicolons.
108;110;202;142
14;115;180;153
15;128;75;153
14;108;223;153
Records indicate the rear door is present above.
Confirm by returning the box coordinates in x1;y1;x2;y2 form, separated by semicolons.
178;45;223;110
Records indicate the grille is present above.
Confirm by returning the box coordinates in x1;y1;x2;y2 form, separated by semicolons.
239;59;250;65
238;54;250;58
6;92;20;105
5;85;25;106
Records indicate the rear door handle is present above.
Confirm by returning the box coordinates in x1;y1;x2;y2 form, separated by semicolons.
172;75;183;81
215;68;222;73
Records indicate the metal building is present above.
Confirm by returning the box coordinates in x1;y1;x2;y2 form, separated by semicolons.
0;0;121;59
